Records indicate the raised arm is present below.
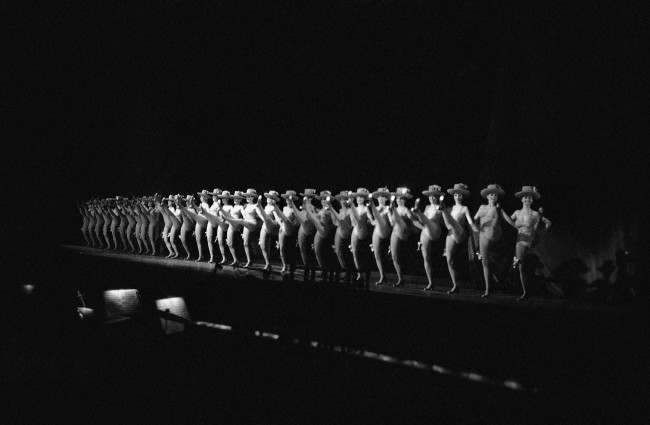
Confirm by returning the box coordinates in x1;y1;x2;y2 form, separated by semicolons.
501;209;517;228
303;200;325;233
288;198;307;225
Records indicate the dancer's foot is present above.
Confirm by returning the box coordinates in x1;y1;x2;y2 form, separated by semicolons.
195;257;203;262
208;257;214;263
185;254;191;260
393;279;403;287
481;292;489;298
280;265;287;273
375;276;385;286
219;258;228;265
264;263;271;271
424;284;433;291
355;272;362;281
229;260;239;267
172;253;179;259
447;285;457;294
518;292;528;300
243;261;251;268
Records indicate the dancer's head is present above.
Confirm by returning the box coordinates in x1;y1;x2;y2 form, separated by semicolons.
515;186;540;208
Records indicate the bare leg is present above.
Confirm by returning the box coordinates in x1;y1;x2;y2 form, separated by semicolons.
350;230;363;280
297;230;313;279
148;225;157;256
372;231;387;285
81;227;91;246
390;231;404;287
180;225;191;260
194;223;205;262
103;225;111;250
226;226;240;266
206;224;215;263
445;235;460;293
440;209;465;243
242;228;253;267
516;242;529;299
169;225;180;258
217;227;228;264
421;235;434;290
278;232;288;273
259;228;271;270
479;236;490;297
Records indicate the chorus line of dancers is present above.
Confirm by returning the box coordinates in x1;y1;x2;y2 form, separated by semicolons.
77;184;551;299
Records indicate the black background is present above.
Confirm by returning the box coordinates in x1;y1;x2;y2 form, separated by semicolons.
7;0;646;247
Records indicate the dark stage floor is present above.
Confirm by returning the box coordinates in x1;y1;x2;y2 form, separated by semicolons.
3;246;647;424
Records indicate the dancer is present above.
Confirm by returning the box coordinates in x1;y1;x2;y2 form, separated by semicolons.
440;183;478;294
166;195;182;258
387;187;416;287
77;202;91;246
220;190;245;266
146;197;162;256
256;191;280;271
411;185;444;290
100;200;112;249
349;187;372;284
501;186;552;299
328;191;354;282
273;190;300;275
156;196;174;257
288;189;318;280
215;190;234;264
123;199;137;253
187;190;210;261
199;188;225;263
85;202;97;247
305;190;337;281
177;195;200;260
92;201;105;248
474;184;506;297
115;197;128;251
367;187;392;285
108;199;120;250
220;189;261;267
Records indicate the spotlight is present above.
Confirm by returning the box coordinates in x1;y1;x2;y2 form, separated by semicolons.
103;289;140;323
155;297;190;334
21;284;35;295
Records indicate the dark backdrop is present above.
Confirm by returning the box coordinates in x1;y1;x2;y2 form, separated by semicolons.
7;0;645;250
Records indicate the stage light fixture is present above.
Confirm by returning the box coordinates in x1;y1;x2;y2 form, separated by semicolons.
103;289;141;323
155;297;190;334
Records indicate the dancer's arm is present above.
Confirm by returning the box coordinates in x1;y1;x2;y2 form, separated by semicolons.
366;201;378;226
272;204;289;224
501;209;517;228
288;198;306;225
304;201;325;233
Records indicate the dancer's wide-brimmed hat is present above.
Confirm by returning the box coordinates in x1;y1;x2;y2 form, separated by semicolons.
351;187;370;198
299;188;318;197
197;189;211;197
162;193;174;201
515;185;540;200
316;190;332;200
480;183;505;199
280;190;297;199
422;185;443;197
218;190;232;199
333;190;352;200
447;183;470;196
232;190;246;199
391;187;413;199
243;188;258;198
210;188;222;196
371;187;391;198
264;190;280;201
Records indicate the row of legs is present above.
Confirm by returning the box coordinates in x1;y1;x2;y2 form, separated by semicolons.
81;223;532;296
